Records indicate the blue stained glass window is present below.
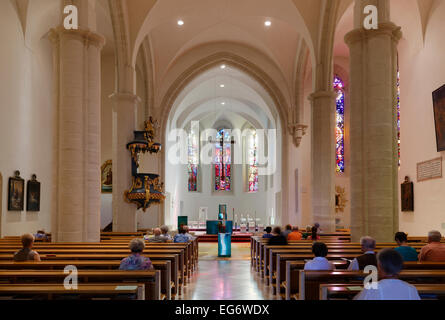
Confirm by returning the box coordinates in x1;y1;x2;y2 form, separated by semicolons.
334;75;345;173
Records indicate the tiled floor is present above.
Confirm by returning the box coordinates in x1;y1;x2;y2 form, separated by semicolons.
178;243;277;300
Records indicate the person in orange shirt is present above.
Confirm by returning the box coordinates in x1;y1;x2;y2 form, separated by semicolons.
419;230;445;262
288;226;302;240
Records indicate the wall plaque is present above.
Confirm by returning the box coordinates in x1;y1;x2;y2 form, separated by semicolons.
417;157;442;182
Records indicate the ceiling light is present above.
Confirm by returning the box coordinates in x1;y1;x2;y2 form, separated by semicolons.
221;102;226;105
220;84;225;88
177;20;184;26
220;64;226;69
265;20;271;27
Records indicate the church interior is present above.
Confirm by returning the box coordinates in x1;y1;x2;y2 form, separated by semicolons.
1;0;445;304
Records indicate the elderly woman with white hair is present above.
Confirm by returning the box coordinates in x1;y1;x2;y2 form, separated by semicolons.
347;236;377;271
119;238;153;271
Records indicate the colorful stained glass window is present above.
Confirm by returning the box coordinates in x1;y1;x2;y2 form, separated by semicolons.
187;126;199;191
247;129;259;193
334;75;345;173
214;129;231;191
397;69;401;167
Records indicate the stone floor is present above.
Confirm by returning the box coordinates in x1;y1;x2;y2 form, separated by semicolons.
178;243;277;300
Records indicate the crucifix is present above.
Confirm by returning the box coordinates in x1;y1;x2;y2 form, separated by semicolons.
209;130;236;182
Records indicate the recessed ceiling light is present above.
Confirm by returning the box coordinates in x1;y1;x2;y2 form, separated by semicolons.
265;20;272;27
221;102;226;105
220;84;225;88
177;20;184;26
220;64;226;69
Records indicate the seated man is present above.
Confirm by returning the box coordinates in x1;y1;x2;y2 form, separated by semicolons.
119;238;153;270
262;227;273;239
34;230;48;242
304;242;335;270
354;248;420;300
14;233;41;262
160;225;173;241
348;236;377;271
148;228;168;243
288;226;302;240
268;226;288;245
282;225;292;238
419;230;445;262
394;232;418;261
174;227;190;243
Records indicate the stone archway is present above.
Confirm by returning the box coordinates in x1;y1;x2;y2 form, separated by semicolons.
158;50;291;227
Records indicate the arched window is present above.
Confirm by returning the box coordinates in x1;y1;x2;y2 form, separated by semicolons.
187;125;199;192
334;75;345;173
214;129;232;191
247;129;259;193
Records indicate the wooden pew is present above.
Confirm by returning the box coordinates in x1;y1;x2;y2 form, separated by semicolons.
0;253;180;296
299;270;445;300
284;260;445;300
319;283;445;300
0;270;161;300
0;260;172;300
0;283;145;300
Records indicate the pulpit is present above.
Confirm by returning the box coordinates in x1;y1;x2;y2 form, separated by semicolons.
206;220;233;235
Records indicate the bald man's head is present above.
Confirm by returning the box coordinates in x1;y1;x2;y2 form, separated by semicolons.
153;228;161;236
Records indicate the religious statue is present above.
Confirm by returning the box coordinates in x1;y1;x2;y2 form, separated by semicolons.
401;176;414;212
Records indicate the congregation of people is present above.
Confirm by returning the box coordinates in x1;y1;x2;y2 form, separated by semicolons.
260;224;445;300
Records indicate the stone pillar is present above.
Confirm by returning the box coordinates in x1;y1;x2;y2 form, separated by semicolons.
49;1;104;242
110;93;140;232
345;0;401;242
309;91;337;232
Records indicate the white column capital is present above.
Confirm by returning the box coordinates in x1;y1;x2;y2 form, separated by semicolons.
345;22;402;47
48;26;106;49
109;92;141;104
308;90;337;102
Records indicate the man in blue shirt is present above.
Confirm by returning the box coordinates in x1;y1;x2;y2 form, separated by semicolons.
394;232;418;261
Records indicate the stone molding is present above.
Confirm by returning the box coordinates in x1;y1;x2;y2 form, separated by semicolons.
344;22;402;46
48;26;105;49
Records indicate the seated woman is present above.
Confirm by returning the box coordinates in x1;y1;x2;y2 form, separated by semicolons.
14;234;41;262
394;232;418;261
304;242;335;270
119;238;153;270
307;226;320;241
174;227;190;243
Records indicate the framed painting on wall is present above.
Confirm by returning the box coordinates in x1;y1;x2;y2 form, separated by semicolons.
101;160;112;193
26;174;41;212
8;171;24;211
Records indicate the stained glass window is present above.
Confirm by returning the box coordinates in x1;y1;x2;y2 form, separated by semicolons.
214;129;231;191
397;68;401;167
187;126;199;192
334;75;345;173
247;129;259;193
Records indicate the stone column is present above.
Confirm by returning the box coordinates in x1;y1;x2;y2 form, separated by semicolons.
110;93;140;232
345;0;401;242
309;91;337;232
49;2;104;242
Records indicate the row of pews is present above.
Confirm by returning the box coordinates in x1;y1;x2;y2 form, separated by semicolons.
250;233;445;300
0;232;198;300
